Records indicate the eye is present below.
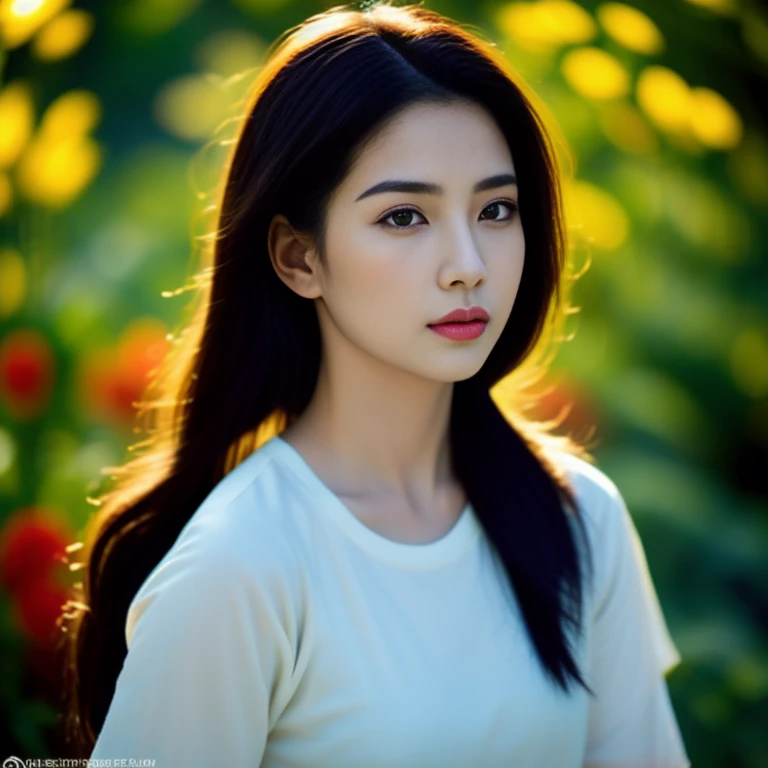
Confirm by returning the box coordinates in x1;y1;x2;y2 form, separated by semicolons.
479;200;518;222
377;207;427;230
376;200;519;231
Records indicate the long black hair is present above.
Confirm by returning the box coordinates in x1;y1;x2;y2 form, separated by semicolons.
59;1;596;757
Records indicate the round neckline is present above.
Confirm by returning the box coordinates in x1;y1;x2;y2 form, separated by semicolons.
264;434;481;568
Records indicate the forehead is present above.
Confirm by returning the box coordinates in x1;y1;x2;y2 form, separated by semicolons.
339;100;514;194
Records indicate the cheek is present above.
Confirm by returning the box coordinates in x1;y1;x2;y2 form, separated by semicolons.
329;232;417;310
493;230;525;288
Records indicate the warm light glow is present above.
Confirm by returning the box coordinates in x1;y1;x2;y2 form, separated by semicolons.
636;66;692;135
688;87;743;149
683;0;737;14
0;0;70;49
155;75;235;142
195;29;266;77
32;8;94;61
12;88;103;207
39;89;101;139
17;134;102;208
0;81;35;168
562;47;630;100
495;1;597;53
597;3;664;54
562;179;630;250
10;0;48;15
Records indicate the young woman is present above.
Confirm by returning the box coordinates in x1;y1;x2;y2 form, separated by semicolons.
59;3;690;766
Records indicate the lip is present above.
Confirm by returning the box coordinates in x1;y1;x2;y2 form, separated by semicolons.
428;321;487;341
428;306;490;325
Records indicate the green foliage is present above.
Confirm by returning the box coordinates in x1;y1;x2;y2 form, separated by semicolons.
0;0;766;764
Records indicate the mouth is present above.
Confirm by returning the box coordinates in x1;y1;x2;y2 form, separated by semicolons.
428;306;490;326
427;319;488;340
428;319;483;326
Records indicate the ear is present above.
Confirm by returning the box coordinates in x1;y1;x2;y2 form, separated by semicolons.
267;214;323;299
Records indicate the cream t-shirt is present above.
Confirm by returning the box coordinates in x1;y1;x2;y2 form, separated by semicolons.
91;434;690;767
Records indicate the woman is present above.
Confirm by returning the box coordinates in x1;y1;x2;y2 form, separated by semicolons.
59;2;690;766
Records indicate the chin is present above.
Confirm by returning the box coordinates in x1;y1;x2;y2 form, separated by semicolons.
421;360;488;384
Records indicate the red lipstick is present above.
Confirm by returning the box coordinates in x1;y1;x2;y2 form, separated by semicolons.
427;306;489;341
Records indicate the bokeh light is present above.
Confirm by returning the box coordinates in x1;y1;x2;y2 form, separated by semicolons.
0;1;765;764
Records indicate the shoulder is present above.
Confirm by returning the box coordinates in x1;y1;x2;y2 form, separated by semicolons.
173;441;304;570
547;450;626;533
545;450;637;599
126;441;310;643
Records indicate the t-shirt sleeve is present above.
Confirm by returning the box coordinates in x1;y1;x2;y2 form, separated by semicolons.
90;543;299;767
580;468;690;768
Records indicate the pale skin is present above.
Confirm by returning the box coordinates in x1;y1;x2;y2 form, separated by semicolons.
267;99;525;544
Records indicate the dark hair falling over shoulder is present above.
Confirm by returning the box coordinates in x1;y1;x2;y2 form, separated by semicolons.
58;1;597;757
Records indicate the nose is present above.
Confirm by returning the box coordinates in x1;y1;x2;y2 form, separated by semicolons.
438;219;487;289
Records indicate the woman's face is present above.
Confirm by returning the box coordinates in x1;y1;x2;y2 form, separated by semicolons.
293;99;524;383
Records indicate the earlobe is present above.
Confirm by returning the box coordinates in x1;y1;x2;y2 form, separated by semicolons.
267;214;323;299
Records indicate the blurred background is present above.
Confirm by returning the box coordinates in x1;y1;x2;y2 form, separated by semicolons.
0;0;766;764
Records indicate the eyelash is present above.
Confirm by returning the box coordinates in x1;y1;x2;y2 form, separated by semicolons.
376;199;519;231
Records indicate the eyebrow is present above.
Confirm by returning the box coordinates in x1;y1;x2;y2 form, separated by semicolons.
354;172;518;202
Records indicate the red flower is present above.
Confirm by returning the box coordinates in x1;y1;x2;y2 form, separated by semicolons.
78;317;168;429
14;575;72;649
0;506;73;596
534;375;599;440
0;329;56;420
